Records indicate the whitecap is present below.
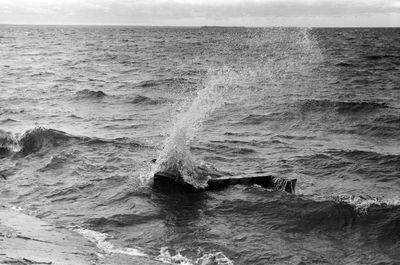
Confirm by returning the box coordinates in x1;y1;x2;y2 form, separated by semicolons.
74;228;148;257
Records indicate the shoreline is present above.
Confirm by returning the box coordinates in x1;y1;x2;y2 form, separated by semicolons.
0;204;162;265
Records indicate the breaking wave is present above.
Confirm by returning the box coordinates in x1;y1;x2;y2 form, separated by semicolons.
335;194;400;214
75;228;148;257
75;228;234;265
18;127;78;155
0;130;19;154
156;247;233;265
0;127;147;157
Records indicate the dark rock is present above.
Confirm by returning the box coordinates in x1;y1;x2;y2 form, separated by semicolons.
153;171;296;193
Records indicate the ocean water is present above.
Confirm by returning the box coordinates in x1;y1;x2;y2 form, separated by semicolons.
1;25;400;264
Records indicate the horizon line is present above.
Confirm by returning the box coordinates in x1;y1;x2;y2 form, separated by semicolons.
1;23;399;28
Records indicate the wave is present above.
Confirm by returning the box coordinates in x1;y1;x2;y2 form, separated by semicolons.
0;118;17;124
209;138;286;148
373;114;400;125
275;134;316;140
364;54;400;61
74;228;148;257
335;62;353;67
4;127;149;156
329;113;400;138
134;77;192;89
297;149;400;182
238;114;271;125
17;127;79;155
67;114;83;119
288;195;400;235
347;124;400;138
0;108;25;115
328;149;400;169
75;89;107;99
0;130;19;154
30;72;55;77
299;99;388;114
238;112;296;125
75;228;233;265
84;136;146;148
86;213;162;228
288;200;358;231
38;152;80;172
192;143;257;156
335;194;400;214
129;94;170;105
102;124;142;130
156;247;233;265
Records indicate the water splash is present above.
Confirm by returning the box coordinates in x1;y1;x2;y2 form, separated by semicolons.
145;28;323;188
151;67;242;188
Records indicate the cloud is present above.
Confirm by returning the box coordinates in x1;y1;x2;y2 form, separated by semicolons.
0;0;399;26
87;0;400;18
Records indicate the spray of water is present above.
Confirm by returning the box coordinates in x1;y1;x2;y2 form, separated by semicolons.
151;67;242;188
141;28;323;188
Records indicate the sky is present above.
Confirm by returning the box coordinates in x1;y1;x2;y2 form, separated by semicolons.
0;0;399;27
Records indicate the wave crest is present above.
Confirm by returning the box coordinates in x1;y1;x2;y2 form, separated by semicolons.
18;127;76;155
336;194;400;214
156;247;233;265
0;130;19;154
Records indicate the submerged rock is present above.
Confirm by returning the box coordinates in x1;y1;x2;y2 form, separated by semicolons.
153;170;297;193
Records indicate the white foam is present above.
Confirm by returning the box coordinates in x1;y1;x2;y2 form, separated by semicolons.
0;131;20;152
75;229;234;264
196;252;234;265
10;205;37;216
155;247;193;265
11;205;24;211
155;247;234;265
74;228;148;257
336;195;400;214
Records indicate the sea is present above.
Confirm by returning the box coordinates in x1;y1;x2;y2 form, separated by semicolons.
0;25;399;265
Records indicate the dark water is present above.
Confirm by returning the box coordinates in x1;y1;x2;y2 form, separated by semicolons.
1;25;400;264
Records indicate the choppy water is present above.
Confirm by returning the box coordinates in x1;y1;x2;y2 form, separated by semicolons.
1;25;400;264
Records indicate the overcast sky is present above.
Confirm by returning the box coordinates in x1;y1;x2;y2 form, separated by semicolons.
1;0;399;27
